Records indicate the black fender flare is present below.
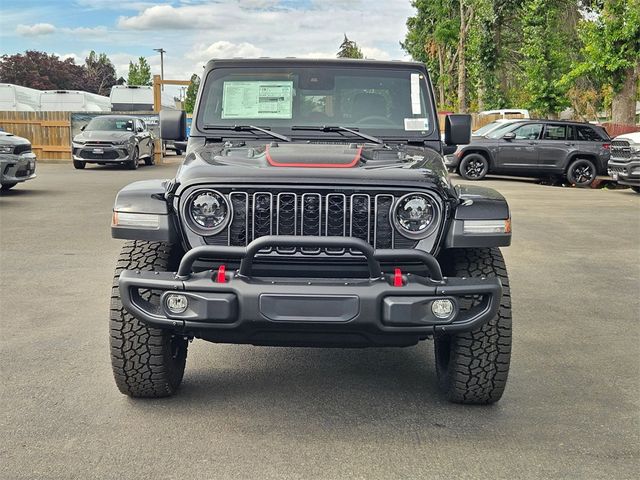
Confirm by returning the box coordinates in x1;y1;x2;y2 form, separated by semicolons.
445;184;511;248
111;179;178;242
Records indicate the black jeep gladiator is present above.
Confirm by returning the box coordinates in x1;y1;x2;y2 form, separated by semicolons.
110;58;512;404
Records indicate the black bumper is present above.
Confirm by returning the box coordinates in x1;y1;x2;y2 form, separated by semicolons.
118;236;502;346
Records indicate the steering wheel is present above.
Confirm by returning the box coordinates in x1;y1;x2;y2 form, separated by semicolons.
357;116;396;125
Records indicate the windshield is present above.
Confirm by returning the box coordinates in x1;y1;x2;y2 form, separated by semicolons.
486;122;524;139
197;66;434;138
473;121;504;136
85;117;134;132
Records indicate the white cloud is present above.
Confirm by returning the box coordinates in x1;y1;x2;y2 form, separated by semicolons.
16;23;56;36
187;41;264;63
62;26;109;36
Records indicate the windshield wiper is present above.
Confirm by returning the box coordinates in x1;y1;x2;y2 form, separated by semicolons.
291;125;384;145
202;124;291;142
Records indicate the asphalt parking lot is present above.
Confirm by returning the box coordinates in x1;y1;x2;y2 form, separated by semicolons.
1;162;638;479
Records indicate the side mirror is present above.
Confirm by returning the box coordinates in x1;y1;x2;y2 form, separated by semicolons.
444;114;471;146
160;110;187;141
80;124;86;131
502;132;516;140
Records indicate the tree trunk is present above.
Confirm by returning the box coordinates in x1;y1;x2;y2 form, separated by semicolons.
438;46;445;106
611;66;638;125
457;3;467;112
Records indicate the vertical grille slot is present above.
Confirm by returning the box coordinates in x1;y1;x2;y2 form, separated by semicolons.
301;193;322;253
374;194;394;249
325;193;346;254
277;192;297;253
350;194;370;244
253;192;273;239
228;192;249;246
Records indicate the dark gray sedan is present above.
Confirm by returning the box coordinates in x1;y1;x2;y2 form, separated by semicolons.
72;115;154;170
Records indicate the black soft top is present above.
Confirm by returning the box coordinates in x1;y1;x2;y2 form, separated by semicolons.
205;57;426;70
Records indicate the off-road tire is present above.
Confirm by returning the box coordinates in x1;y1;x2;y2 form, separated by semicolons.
434;248;512;404
110;241;188;397
73;160;86;169
144;144;155;166
126;148;139;170
566;158;596;187
1;183;17;191
459;153;489;180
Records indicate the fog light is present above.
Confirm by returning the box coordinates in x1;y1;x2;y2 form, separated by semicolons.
431;299;454;319
166;294;188;314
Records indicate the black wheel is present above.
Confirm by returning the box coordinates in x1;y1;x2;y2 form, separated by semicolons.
126;148;139;170
567;158;596;187
144;144;155;166
73;160;86;169
434;248;512;404
632;186;640;193
1;183;17;191
110;241;188;398
175;149;182;156
459;153;489;180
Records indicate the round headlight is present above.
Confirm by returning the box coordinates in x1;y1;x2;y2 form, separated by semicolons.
393;193;438;239
187;190;229;234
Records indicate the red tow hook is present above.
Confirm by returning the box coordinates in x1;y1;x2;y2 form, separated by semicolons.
393;268;404;287
216;265;227;283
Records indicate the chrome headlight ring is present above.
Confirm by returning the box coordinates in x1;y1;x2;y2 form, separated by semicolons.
181;189;231;236
392;192;441;240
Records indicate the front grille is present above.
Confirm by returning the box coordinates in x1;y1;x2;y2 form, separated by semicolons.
13;144;31;155
611;140;633;161
203;188;424;252
79;149;120;160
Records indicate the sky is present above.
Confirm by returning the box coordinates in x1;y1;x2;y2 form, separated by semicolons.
0;0;416;98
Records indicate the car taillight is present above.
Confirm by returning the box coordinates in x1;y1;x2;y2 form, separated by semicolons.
603;143;611;150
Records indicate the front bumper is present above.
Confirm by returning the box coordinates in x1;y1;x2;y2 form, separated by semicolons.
73;144;131;163
118;236;503;346
609;158;640;187
0;153;37;184
444;154;460;170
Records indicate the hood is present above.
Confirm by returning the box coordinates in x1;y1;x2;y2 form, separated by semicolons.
74;131;132;142
614;132;640;144
0;132;30;146
174;141;453;195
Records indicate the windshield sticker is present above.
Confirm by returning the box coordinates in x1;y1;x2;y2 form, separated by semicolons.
404;117;429;131
410;73;422;115
222;81;293;119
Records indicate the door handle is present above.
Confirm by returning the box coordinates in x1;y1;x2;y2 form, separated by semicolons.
564;142;574;146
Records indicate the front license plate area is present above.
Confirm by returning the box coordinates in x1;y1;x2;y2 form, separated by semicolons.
92;148;104;155
259;294;359;323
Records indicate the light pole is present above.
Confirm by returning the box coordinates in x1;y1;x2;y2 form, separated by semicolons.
153;48;165;90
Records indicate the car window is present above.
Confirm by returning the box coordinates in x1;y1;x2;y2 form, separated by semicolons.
486;122;524;138
511;123;542;140
543;124;567;140
575;125;602;141
473;121;501;136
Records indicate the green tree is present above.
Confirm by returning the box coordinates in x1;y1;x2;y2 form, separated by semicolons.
570;0;640;124
518;0;574;117
83;51;116;96
127;57;152;86
337;35;364;59
184;74;200;114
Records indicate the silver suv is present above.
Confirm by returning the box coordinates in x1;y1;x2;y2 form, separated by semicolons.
0;130;37;191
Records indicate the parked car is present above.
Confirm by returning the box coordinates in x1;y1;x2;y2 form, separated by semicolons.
72;115;155;170
608;132;640;193
109;58;514;405
0;130;37;191
445;120;611;186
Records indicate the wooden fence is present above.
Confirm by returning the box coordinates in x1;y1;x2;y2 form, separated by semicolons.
0;111;71;160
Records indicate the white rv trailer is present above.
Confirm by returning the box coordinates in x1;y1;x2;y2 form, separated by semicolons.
109;85;176;111
0;84;41;111
39;90;111;112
